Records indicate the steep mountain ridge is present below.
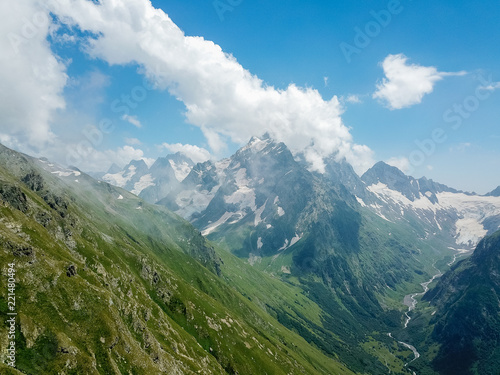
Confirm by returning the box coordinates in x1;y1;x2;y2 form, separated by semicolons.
0;143;356;374
410;230;500;375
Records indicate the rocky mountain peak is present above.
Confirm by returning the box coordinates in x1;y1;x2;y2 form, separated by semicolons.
125;159;149;174
361;161;422;201
486;186;500;197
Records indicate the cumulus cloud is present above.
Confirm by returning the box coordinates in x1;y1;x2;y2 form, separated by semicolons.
161;143;211;164
122;114;142;128
84;145;153;171
0;1;67;149
45;0;374;174
373;54;466;110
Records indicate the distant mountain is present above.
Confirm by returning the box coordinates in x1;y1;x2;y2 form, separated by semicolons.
486;185;500;197
360;161;500;249
138;153;195;204
361;161;458;202
97;143;500;253
103;158;150;194
100;152;195;202
422;230;500;375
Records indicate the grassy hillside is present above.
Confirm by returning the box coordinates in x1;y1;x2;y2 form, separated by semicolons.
0;144;354;374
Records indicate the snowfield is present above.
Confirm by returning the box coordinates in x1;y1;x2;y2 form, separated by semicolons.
366;183;500;247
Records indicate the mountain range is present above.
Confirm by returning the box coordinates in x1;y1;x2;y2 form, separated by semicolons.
101;135;500;254
1;136;499;374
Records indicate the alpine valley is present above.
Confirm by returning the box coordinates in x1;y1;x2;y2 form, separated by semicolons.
1;136;499;374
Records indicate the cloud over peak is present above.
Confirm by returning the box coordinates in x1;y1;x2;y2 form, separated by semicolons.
160;143;211;164
45;0;374;174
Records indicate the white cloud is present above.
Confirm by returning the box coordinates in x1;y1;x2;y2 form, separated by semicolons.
0;1;68;149
345;94;362;104
125;137;142;145
386;156;412;174
122;114;142;128
46;0;374;174
161;143;211;164
69;145;153;171
482;81;500;91
373;54;466;110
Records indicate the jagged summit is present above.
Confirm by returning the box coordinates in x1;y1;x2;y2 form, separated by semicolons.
361;161;457;202
238;133;287;156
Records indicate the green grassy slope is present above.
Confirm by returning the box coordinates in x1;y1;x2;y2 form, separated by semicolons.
0;145;354;374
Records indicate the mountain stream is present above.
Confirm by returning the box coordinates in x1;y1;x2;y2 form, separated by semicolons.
389;248;472;373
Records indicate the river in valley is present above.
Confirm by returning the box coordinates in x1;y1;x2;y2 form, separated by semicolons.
389;248;472;372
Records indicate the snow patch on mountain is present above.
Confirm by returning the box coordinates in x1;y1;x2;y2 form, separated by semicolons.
367;182;436;211
455;218;487;247
215;159;231;173
202;211;234;236
257;237;263;249
51;170;81;178
366;182;500;247
169;160;192;182
131;174;155;195
278;239;289;251
103;165;136;187
355;196;366;207
176;187;219;220
290;233;302;247
369;202;392;222
241;136;272;153
254;201;267;226
225;169;257;211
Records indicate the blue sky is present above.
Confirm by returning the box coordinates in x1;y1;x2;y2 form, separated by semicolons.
1;0;499;193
